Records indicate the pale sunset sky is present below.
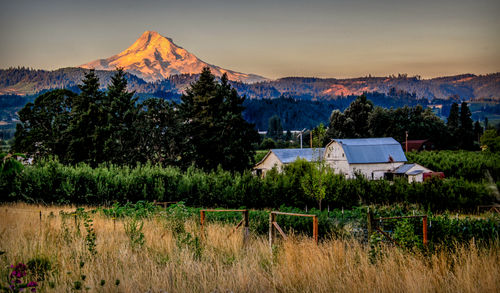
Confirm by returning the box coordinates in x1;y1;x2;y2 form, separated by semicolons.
1;0;499;79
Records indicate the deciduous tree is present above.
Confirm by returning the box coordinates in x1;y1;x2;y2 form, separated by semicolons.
13;89;75;160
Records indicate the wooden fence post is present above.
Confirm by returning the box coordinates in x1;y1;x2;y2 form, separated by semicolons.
313;215;318;244
200;210;205;239
269;212;275;252
243;210;249;245
367;209;374;238
423;216;428;246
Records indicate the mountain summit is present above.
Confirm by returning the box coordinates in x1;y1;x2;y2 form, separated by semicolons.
80;31;266;83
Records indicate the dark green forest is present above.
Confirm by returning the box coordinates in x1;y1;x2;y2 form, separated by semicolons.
8;67;500;164
12;68;258;172
1;68;500;143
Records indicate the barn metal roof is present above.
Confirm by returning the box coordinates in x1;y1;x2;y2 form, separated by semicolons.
407;170;425;175
393;163;416;174
334;137;407;164
271;148;325;164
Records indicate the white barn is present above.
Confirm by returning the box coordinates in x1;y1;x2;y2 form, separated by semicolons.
324;138;408;180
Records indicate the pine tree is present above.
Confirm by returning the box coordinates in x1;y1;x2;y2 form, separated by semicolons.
66;69;104;166
446;102;460;149
267;115;283;141
103;68;138;165
459;102;474;150
179;67;259;172
473;121;483;143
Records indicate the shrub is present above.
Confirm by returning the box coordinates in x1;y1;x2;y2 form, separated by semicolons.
5;158;495;212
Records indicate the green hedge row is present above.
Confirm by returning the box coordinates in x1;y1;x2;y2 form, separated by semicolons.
406;150;500;182
1;158;494;212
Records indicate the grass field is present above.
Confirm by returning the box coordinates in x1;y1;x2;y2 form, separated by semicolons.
0;203;499;292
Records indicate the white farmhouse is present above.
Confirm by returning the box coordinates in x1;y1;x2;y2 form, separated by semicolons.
254;148;324;176
324;138;407;180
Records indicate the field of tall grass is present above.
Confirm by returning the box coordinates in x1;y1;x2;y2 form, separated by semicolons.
0;203;499;292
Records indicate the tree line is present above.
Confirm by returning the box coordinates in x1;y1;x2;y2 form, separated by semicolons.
10;66;499;176
322;95;483;150
13;67;259;172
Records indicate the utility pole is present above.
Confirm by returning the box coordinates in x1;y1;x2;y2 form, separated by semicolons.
299;128;306;149
310;131;313;148
405;131;408;153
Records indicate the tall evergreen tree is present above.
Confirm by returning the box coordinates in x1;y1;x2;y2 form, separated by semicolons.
103;68;139;165
179;67;259;172
474;121;483;143
459;102;474;150
267;115;283;141
217;74;260;171
446;102;460;148
66;69;105;166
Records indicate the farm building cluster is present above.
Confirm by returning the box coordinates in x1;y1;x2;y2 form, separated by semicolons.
254;137;441;182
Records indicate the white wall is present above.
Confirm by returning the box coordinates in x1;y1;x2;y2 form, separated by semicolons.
408;174;423;183
254;151;284;176
324;140;405;179
350;162;404;179
324;141;350;176
406;164;433;183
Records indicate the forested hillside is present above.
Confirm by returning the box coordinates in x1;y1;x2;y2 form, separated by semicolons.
1;68;499;140
1;68;499;100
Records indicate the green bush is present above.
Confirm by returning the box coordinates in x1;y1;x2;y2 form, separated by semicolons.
406;150;500;181
3;158;494;212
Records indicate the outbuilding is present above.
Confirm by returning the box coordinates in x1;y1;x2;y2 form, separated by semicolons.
391;163;434;183
254;148;324;176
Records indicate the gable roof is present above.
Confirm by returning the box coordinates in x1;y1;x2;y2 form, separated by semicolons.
271;148;324;164
333;137;407;164
393;163;433;175
393;163;416;174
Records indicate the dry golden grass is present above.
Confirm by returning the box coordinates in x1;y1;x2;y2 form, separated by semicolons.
0;203;498;292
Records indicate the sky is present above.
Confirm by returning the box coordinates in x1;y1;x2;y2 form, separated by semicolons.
1;0;499;79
